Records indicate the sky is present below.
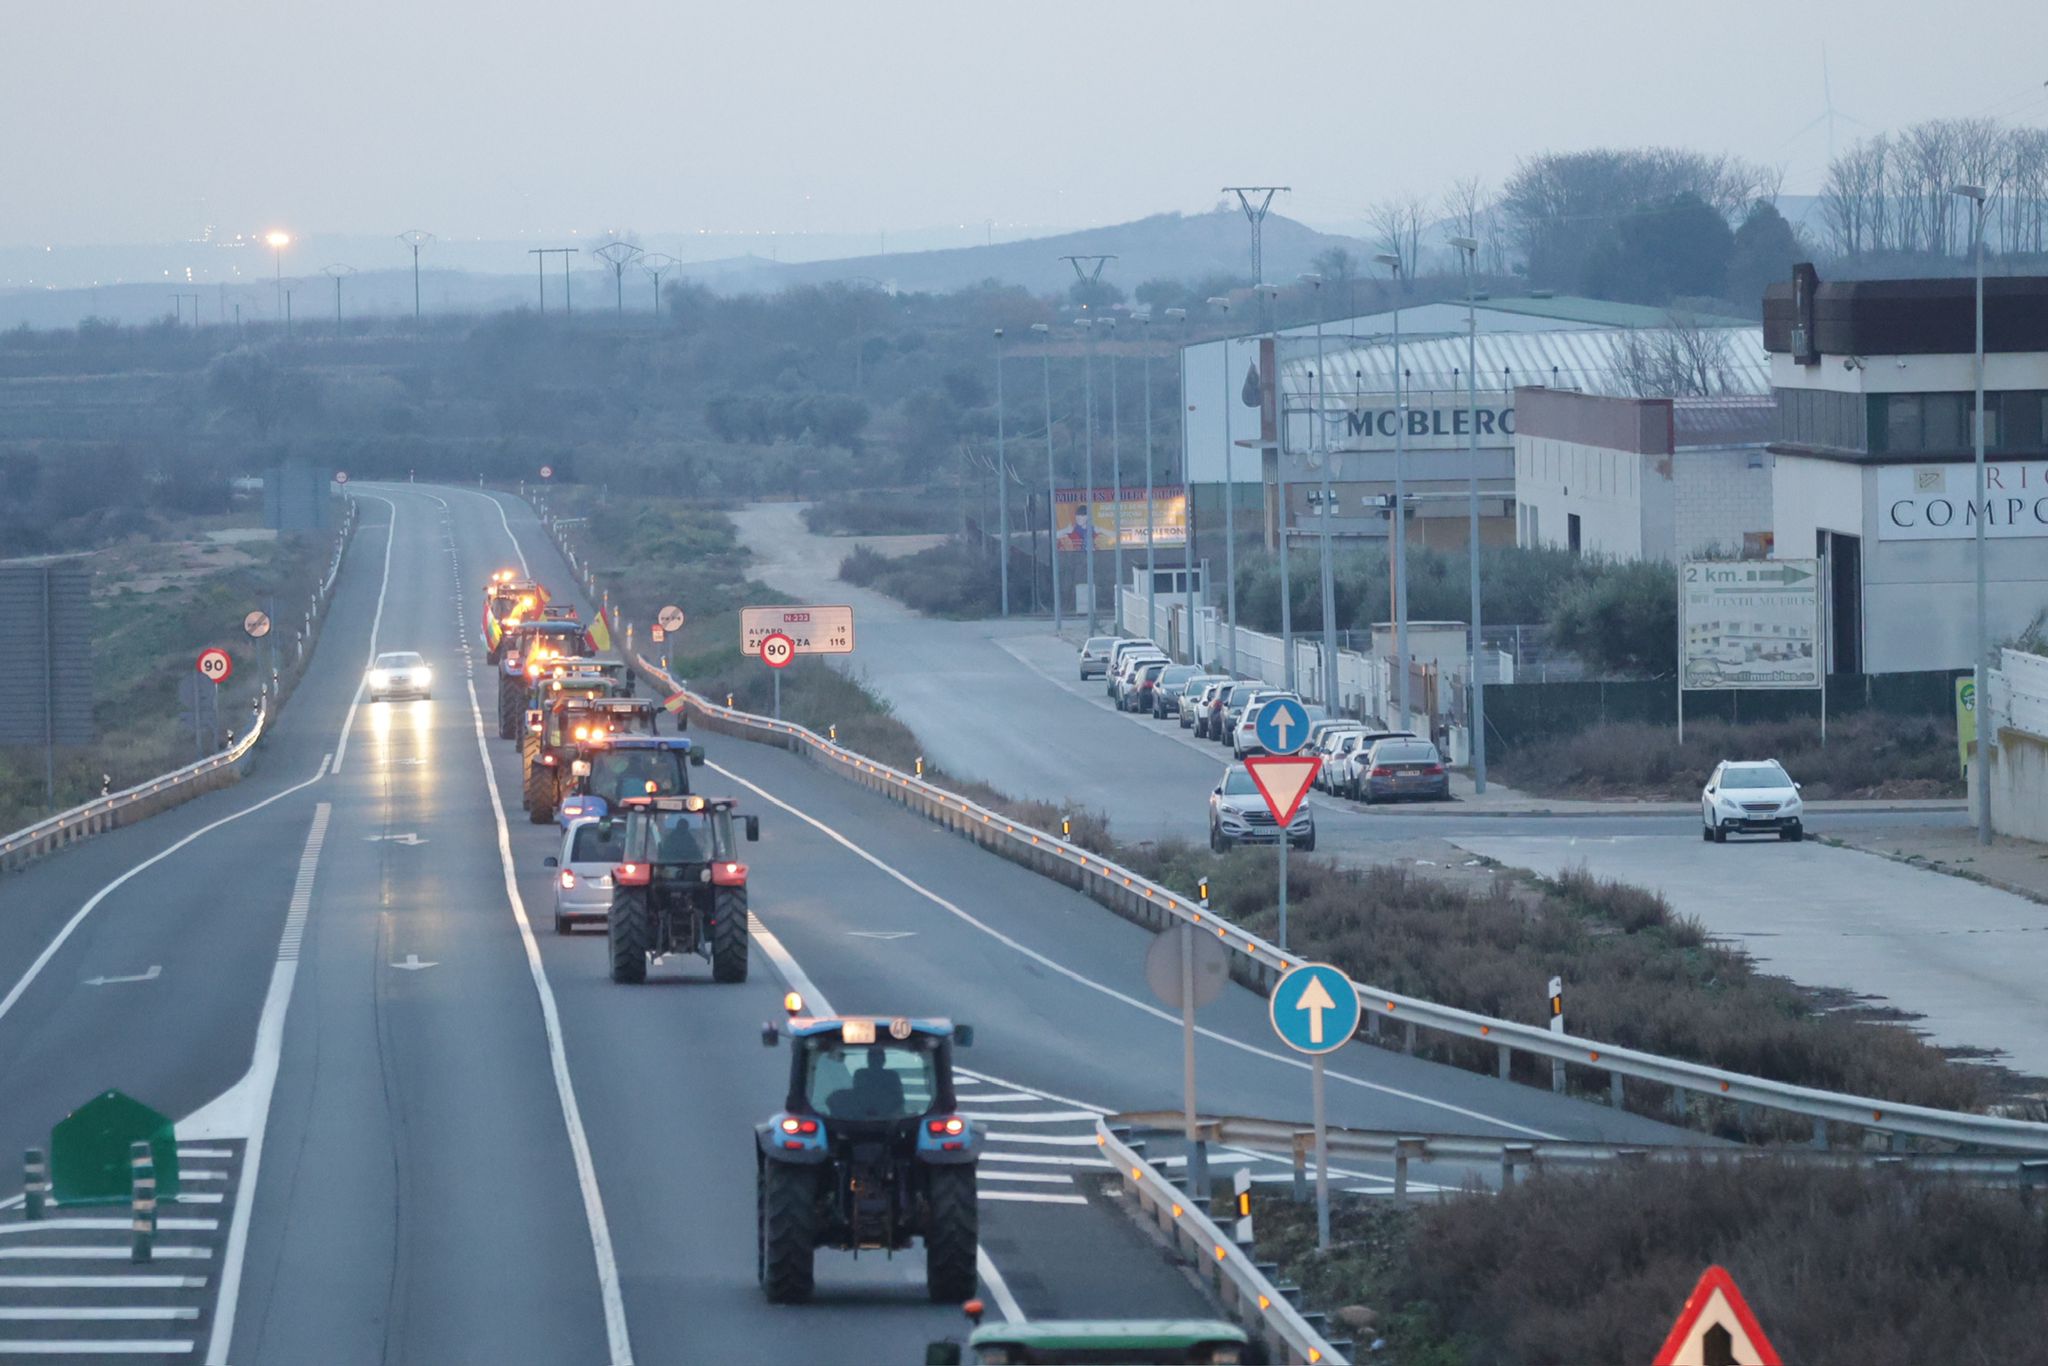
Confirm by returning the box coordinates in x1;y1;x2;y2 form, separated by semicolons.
4;0;2044;249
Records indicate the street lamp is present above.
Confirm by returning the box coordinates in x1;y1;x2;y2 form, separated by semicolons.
1954;183;1991;844
1031;321;1062;633
994;326;1010;619
1102;315;1125;634
1375;250;1411;727
1450;234;1487;793
265;231;291;322
1207;297;1240;675
1258;281;1294;691
1300;271;1339;711
1075;315;1099;634
1165;308;1194;662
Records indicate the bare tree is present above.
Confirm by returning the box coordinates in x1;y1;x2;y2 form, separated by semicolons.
1367;196;1428;277
1612;312;1738;397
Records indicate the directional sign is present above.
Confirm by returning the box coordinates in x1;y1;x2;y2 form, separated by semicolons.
334;470;349;485
1269;962;1360;1055
196;648;232;685
1653;1265;1781;1366
1144;926;1231;1010
760;633;796;669
243;610;271;639
742;604;855;657
657;604;685;633
1680;559;1821;691
540;465;554;479
1254;696;1311;755
1243;754;1321;826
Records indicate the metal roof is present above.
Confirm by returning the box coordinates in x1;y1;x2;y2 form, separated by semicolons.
1673;396;1777;446
1277;323;1770;400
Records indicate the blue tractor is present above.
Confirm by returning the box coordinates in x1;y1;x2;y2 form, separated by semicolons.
757;1005;980;1304
556;734;704;827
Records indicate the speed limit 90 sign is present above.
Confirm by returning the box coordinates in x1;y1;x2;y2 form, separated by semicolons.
196;648;233;684
759;633;795;669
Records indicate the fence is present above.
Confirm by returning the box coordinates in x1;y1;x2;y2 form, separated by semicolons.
0;500;358;873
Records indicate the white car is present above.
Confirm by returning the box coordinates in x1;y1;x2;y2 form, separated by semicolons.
1208;763;1314;852
1701;760;1804;843
544;816;625;933
366;651;432;701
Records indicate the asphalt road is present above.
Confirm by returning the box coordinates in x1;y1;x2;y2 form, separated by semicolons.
1;485;1713;1363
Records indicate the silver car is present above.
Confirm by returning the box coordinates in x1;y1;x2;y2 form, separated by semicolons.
1078;635;1121;680
1178;675;1231;728
544;816;625;934
1331;730;1418;799
1209;763;1314;851
1702;760;1805;842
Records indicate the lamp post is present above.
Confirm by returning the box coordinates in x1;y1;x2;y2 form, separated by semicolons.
995;326;1010;619
1103;316;1124;633
1259;282;1294;691
265;231;291;322
1451;235;1487;792
1207;297;1240;675
1300;272;1339;711
1375;251;1411;728
1076;316;1099;634
1955;183;1991;845
1032;322;1062;633
1139;314;1156;644
1166;308;1193;662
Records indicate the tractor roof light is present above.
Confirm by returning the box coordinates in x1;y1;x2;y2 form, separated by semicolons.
783;992;804;1015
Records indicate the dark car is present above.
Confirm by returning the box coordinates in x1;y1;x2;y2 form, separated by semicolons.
1356;737;1450;804
1149;664;1204;719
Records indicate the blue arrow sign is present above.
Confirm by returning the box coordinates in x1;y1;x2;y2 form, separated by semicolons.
1254;696;1311;755
1269;962;1360;1055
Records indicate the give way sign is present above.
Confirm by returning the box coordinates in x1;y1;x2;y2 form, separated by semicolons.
1244;754;1321;826
1653;1265;1780;1366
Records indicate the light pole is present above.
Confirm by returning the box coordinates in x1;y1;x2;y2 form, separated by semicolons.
1032;322;1062;633
1259;282;1294;691
1140;314;1157;646
1955;183;1992;844
265;231;291;321
1452;235;1487;792
1166;308;1193;661
1076;316;1099;634
1103;316;1124;634
398;229;433;321
1300;272;1339;712
995;326;1010;619
1375;251;1411;727
1208;297;1240;675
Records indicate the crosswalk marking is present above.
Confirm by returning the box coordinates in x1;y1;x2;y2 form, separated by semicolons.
0;1341;195;1355
980;1132;1103;1148
979;1191;1087;1206
0;1220;217;1238
0;1310;200;1321
0;1249;212;1262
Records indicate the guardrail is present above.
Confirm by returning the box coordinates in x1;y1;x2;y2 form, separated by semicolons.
624;652;2048;1158
0;501;358;874
1095;1117;1344;1366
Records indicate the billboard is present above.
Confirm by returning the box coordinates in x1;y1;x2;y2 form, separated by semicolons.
1680;559;1821;690
1877;462;2048;540
0;565;93;745
1283;392;1516;455
1054;486;1187;550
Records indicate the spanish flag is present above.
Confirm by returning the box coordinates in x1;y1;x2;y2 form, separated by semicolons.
586;605;614;654
484;610;503;650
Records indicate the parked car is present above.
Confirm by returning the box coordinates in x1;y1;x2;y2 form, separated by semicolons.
1701;759;1804;842
1212;682;1267;743
1149;664;1205;719
1112;651;1169;707
1125;659;1172;713
1310;723;1369;790
1223;688;1294;749
1331;730;1418;799
1190;679;1234;737
1105;639;1161;695
1209;763;1315;851
1355;737;1451;804
1178;675;1231;729
1234;699;1325;759
1077;636;1122;680
543;815;625;934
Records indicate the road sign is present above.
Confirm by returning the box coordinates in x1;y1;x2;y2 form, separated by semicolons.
760;633;795;669
196;648;232;685
540;465;554;479
1269;963;1360;1054
1144;925;1231;1010
1653;1265;1781;1366
1679;559;1821;691
650;625;665;643
50;1090;180;1205
657;604;685;632
1244;754;1321;826
1254;696;1311;755
742;604;855;657
1956;675;1977;775
243;610;271;639
334;470;349;485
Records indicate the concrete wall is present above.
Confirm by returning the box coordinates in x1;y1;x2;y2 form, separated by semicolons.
1673;447;1775;558
1516;435;1651;557
1984;730;2048;843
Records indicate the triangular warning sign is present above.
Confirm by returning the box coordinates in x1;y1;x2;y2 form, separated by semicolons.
1653;1265;1781;1366
1243;755;1321;826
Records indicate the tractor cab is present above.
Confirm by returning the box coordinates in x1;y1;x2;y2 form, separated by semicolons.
483;574;546;662
559;735;703;825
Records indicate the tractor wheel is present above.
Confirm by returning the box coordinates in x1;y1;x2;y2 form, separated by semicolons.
711;887;750;984
497;679;520;740
609;890;650;984
759;1160;818;1304
526;761;556;824
923;1163;979;1303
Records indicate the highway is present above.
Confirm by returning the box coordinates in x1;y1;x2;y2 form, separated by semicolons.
1;486;1703;1362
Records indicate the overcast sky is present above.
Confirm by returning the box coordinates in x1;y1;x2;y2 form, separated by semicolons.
5;0;2043;247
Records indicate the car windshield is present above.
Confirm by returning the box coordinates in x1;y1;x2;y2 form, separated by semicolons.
569;823;624;863
1221;769;1260;796
375;652;423;668
803;1037;938;1120
589;750;685;801
1720;765;1791;789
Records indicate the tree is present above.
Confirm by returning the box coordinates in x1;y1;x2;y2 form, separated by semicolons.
1612;312;1741;397
1366;197;1428;277
1067;277;1124;312
1726;201;1801;311
1310;246;1357;286
1503;148;1770;290
1580;192;1734;305
205;346;319;435
1545;559;1677;677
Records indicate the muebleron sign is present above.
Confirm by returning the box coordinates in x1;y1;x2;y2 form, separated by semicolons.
1879;462;2048;540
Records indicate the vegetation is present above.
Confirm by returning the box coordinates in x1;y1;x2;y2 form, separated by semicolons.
801;491;958;537
1260;1165;2048;1366
837;539;1035;618
1492;713;1962;800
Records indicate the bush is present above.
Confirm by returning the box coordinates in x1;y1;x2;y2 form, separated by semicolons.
837;537;1034;619
1545;557;1678;675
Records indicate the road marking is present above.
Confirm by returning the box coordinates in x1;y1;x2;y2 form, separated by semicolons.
0;1248;210;1261
952;1093;1044;1105
975;1170;1077;1185
980;1132;1102;1148
333;492;400;774
976;1249;1027;1324
0;1342;195;1355
175;1151;232;1161
389;954;438;971
0;764;331;1032
167;1171;225;1182
82;966;161;987
846;931;916;940
201;805;328;1366
469;489;530;576
0;1308;199;1321
0;1220;215;1237
711;761;1561;1141
975;1153;1107;1169
978;1191;1087;1206
364;832;427;846
0;1278;204;1290
961;1111;1098;1124
462;674;632;1365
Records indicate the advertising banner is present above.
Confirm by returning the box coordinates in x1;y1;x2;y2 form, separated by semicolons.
1679;559;1822;690
1054;486;1187;550
1877;462;2048;540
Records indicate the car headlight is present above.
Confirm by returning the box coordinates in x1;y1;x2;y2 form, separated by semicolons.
1782;795;1802;813
369;670;390;687
415;666;432;685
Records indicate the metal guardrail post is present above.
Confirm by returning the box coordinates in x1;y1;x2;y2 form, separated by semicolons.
23;1149;47;1221
129;1141;155;1263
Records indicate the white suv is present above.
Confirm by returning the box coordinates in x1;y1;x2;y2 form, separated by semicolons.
1701;760;1804;843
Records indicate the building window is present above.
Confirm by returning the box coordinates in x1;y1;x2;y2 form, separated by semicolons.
1885;395;1923;452
1922;394;1967;450
1567;513;1582;555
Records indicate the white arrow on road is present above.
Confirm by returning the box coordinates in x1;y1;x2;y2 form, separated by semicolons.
390;954;438;971
366;833;428;845
847;932;916;941
1294;974;1337;1045
84;966;162;987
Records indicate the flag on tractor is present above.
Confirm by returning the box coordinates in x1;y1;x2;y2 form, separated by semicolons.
483;604;503;650
662;691;687;715
586;605;614;654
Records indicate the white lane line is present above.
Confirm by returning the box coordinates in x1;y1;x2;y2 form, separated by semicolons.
0;764;331;1032
976;1250;1027;1325
0;1248;210;1261
710;761;1562;1142
173;1150;232;1160
960;1111;1099;1124
975;1154;1107;1170
980;1133;1103;1148
952;1093;1040;1105
955;1068;1109;1115
462;675;632;1366
974;1171;1077;1185
167;1195;220;1206
464;488;529;576
0;1344;193;1356
978;1191;1087;1206
0;1309;200;1321
0;1277;204;1289
0;1219;216;1236
199;803;329;1366
331;492;400;774
170;1172;225;1182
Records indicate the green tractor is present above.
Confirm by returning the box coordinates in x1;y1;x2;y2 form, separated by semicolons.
605;795;759;985
756;1006;981;1306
